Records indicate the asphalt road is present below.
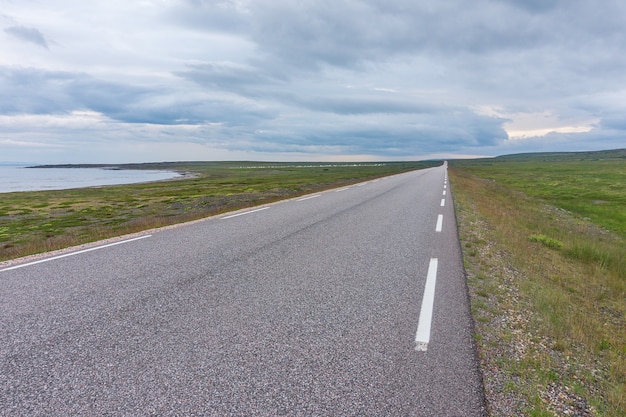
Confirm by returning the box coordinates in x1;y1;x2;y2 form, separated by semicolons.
0;163;486;416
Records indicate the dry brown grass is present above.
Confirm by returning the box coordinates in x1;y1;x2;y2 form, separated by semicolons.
450;167;625;416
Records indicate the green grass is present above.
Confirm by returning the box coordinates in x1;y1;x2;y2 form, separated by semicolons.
529;234;564;249
452;149;626;239
0;161;438;261
450;148;625;416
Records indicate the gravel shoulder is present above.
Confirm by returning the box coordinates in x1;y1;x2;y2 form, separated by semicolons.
451;174;605;416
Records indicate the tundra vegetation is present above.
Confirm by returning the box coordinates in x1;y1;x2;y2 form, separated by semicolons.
450;149;625;416
2;151;624;415
0;161;436;262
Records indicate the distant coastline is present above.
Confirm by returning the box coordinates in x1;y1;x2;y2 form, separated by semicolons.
27;162;184;170
28;164;131;169
0;165;185;193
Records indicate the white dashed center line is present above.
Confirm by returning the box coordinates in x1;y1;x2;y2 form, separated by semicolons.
436;214;443;232
415;258;439;351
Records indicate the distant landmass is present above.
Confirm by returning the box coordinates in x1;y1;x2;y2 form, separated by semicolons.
27;163;174;170
493;148;626;161
26;148;626;168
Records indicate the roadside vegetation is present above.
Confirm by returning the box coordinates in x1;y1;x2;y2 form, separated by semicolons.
450;149;625;416
3;151;624;415
0;161;437;262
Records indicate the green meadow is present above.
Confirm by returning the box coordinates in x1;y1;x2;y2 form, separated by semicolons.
453;149;626;239
3;150;624;415
450;149;625;416
0;161;437;261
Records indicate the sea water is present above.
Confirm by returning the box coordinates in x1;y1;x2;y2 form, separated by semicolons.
0;166;182;193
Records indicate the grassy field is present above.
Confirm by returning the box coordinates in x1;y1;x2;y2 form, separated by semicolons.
3;151;624;414
450;149;625;416
0;161;438;262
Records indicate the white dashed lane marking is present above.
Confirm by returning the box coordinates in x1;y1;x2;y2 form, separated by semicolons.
415;258;439;351
436;214;443;232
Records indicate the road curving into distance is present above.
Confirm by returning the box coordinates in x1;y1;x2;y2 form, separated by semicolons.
0;163;487;416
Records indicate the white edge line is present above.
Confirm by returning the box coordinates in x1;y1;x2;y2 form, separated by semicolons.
297;194;321;201
416;258;439;351
222;206;270;219
335;187;350;192
0;235;152;272
443;190;447;196
436;214;443;232
440;199;446;207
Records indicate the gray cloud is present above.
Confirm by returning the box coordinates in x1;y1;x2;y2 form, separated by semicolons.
0;67;73;114
1;1;625;163
195;0;555;69
168;0;626;106
236;107;508;157
4;25;49;49
600;116;626;131
290;95;438;116
0;66;278;137
176;62;285;94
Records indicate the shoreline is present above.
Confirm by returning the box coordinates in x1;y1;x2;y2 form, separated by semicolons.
0;165;188;194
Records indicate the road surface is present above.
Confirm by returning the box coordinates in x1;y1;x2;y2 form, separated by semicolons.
0;163;486;416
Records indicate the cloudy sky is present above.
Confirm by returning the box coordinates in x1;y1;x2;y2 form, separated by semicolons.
1;0;625;163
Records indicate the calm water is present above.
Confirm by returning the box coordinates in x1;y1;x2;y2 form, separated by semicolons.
0;166;182;193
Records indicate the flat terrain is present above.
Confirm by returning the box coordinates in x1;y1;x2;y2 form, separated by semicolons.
0;165;486;415
450;149;625;416
4;149;623;415
0;161;438;262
